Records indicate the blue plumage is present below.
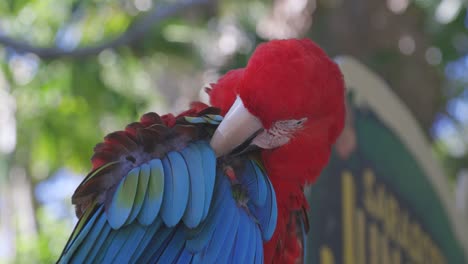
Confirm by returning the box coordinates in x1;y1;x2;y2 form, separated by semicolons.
199;187;237;263
214;205;240;264
160;152;189;227
129;218;163;263
254;226;264;264
230;210;251;263
138;161;163;226
126;164;150;224
180;143;205;228
243;220;256;263
252;161;268;206
101;225;133;261
243;160;268;206
69;208;107;263
248;163;278;241
62;206;102;260
185;175;229;253
84;220;111;262
107;167;139;229
58;141;278;264
194;141;216;220
110;224;147;263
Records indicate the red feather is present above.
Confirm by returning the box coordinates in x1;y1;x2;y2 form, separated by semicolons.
208;68;244;115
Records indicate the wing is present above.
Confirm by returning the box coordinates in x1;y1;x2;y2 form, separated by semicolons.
58;112;277;264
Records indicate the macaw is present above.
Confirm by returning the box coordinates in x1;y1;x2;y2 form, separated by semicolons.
58;39;345;264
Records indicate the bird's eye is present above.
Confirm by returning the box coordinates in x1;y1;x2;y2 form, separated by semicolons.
295;118;307;126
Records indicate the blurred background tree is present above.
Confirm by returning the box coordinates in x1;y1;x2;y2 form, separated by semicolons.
0;0;466;262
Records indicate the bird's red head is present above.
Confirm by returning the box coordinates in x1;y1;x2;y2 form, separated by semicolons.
212;39;345;185
239;39;344;133
208;68;244;115
210;39;345;264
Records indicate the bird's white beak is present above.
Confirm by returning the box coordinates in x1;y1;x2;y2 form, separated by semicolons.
210;96;263;157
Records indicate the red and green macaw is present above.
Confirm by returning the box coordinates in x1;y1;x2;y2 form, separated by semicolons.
58;39;345;264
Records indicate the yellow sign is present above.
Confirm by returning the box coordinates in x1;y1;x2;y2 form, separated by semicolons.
320;169;446;264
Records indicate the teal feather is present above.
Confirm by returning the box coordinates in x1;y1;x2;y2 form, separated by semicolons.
126;163;150;225
254;226;263;264
243;221;256;263
194;141;216;220
136;228;175;263
138;161;164;226
261;177;278;241
214;204;240;264
82;223;111;263
93;224;118;263
101;226;134;262
107;167;140;229
185;177;229;253
205;114;223;122
191;252;203;264
251;161;268;206
230;211;251;263
202;116;222;125
184;116;207;124
200;187;237;263
155;228;185;263
180;143;205;228
110;224;147;263
160;151;189;227
129;218;163;264
175;250;193;264
60;206;103;263
68;209;107;264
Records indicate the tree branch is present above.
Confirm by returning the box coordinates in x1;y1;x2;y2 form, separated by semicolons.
0;0;212;59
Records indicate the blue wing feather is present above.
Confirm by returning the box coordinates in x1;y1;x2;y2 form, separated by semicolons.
60;206;103;262
101;227;134;262
254;226;264;264
138;161;163;226
126;164;150;225
248;163;278;241
215;205;240;264
230;210;251;263
251;161;268;206
200;188;237;263
185;175;229;253
93;227;118;263
83;223;111;263
175;250;194;264
180;144;205;228
160;152;189;227
69;208;107;263
59;141;279;264
136;226;176;263
154;228;186;263
107;167;140;229
194;141;216;220
128;218;163;263
243;220;256;263
110;224;147;263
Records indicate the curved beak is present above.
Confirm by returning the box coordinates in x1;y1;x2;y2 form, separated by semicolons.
210;96;263;157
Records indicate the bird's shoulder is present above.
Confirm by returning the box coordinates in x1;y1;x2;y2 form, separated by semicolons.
72;106;222;218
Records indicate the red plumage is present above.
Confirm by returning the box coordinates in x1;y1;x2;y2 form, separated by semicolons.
210;38;345;264
208;68;244;115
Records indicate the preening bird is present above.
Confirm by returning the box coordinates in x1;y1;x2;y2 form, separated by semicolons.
58;39;345;264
